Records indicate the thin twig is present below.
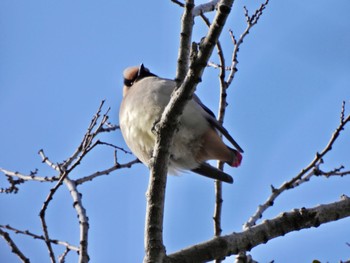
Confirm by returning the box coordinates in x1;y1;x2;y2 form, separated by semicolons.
316;166;350;178
0;228;30;263
200;12;232;253
38;149;60;171
0;168;59;182
75;159;140;185
38;101;111;262
1;100;136;262
95;141;132;154
61;101;107;170
171;0;184;7
244;102;350;229
58;247;70;263
0;225;79;252
200;12;227;244
214;25;229;263
227;0;269;86
0;173;24;194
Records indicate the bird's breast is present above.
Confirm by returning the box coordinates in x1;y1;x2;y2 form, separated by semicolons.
119;77;209;170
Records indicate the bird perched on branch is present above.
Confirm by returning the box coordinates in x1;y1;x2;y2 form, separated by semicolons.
119;64;243;183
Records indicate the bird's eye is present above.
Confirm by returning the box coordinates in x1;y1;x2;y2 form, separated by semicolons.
124;79;134;87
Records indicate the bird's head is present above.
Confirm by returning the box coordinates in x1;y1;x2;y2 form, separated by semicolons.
122;64;157;96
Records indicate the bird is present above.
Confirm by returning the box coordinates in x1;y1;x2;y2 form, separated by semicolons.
119;64;243;184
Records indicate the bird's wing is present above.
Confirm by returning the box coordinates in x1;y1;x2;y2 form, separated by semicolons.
193;95;244;153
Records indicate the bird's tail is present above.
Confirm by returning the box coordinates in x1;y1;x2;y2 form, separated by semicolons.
191;163;233;184
228;148;242;168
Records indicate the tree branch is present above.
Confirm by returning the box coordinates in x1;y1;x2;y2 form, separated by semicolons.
192;0;219;17
0;228;30;263
0;168;59;183
64;178;89;262
245;101;350;229
200;12;227;250
175;0;194;84
167;196;350;262
37;101;114;262
213;38;228;263
0;224;79;252
75;159;140;185
144;1;235;262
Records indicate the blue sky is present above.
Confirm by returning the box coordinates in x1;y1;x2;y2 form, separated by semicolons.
1;1;350;262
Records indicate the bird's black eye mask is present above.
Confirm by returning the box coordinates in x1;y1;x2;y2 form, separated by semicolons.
124;78;134;87
124;78;136;87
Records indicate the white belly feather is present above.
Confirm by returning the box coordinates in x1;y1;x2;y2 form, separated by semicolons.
119;77;209;172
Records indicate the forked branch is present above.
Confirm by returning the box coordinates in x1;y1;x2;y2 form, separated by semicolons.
244;101;350;229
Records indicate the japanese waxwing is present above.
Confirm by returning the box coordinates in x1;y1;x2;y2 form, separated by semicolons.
119;64;243;184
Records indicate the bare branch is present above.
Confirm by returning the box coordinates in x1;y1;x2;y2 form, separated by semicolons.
61;100;110;171
144;1;236;262
227;0;269;86
243;0;269;25
75;159;140;185
170;0;184;8
0;228;30;263
0;168;59;183
0;225;79;252
244;102;350;229
38;149;60;171
193;0;219;17
58;247;70;263
40;191;59;263
200;12;228;245
0;172;25;194
37;101;112;263
207;1;269;88
1;99;138;262
167;196;350;262
213;37;228;250
95;141;131;154
315;166;350;178
64;178;90;262
175;0;195;84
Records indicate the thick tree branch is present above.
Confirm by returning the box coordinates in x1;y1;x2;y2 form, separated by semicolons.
166;196;350;262
144;1;235;262
193;0;219;17
175;0;194;84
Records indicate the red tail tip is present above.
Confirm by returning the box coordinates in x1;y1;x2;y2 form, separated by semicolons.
231;152;242;167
